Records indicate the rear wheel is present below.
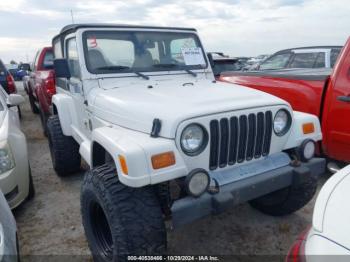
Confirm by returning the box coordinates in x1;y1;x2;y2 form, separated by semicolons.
249;174;317;216
28;91;39;114
47;115;81;176
81;164;166;262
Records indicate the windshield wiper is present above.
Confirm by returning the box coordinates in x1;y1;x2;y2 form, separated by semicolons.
133;71;149;80
95;65;149;80
153;63;197;77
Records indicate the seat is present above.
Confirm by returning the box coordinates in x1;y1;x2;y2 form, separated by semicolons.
133;50;153;68
88;49;108;69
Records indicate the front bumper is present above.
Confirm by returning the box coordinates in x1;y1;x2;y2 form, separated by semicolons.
171;157;325;227
0;165;30;209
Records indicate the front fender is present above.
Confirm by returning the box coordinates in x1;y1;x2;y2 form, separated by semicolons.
91;126;188;188
52;94;76;136
284;111;322;150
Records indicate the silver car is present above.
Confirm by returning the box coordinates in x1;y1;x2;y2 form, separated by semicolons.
0;190;18;262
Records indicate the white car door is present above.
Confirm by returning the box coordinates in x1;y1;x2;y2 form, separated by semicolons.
65;37;91;140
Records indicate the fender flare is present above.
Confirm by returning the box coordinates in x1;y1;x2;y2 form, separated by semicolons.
51;94;75;136
91;126;152;187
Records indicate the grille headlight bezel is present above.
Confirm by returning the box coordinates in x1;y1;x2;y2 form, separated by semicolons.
180;123;208;156
273;109;292;136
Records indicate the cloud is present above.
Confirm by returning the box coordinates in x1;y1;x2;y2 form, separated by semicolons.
0;0;349;63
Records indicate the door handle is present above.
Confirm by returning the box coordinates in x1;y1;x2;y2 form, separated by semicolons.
337;96;350;103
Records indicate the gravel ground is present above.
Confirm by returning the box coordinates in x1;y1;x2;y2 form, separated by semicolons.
12;81;330;259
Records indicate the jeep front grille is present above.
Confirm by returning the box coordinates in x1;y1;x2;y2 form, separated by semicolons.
209;111;273;170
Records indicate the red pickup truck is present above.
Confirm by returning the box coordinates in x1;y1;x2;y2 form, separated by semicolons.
220;38;350;165
25;47;55;135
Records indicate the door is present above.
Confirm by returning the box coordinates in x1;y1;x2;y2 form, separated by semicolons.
323;46;350;162
66;37;91;140
30;50;40;99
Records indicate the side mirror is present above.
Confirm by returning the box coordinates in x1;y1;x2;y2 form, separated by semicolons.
54;59;71;79
207;53;215;69
7;94;25;107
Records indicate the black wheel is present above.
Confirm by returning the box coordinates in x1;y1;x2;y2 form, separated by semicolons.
47;115;81;176
39;107;48;136
249;175;317;216
81;164;166;262
28;91;39;114
27;165;35;200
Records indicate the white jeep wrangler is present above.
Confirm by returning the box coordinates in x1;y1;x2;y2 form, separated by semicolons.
49;24;325;260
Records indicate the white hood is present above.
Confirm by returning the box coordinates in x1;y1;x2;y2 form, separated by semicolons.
92;79;287;138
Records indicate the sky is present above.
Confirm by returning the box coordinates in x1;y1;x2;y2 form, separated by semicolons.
0;0;349;64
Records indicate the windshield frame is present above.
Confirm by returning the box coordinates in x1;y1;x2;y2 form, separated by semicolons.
82;29;209;75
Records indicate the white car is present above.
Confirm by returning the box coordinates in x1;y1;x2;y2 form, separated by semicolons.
0;86;34;209
49;24;325;257
0;189;18;262
287;165;350;261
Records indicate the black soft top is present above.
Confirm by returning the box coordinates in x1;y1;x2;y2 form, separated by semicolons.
53;23;196;42
221;68;333;81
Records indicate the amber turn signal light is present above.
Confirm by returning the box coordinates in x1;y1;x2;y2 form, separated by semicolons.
118;155;129;175
303;123;315;134
152;152;176;170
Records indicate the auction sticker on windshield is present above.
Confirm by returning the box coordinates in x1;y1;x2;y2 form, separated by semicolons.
181;47;206;66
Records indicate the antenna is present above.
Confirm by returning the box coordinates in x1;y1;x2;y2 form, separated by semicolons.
71;9;75;24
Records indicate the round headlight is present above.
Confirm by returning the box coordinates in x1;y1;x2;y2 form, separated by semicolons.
274;109;292;136
185;169;210;197
299;139;316;162
180;124;208;156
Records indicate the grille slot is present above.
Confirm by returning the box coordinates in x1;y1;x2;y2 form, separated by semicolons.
228;117;238;165
209;111;273;170
209;120;219;170
219;118;229;168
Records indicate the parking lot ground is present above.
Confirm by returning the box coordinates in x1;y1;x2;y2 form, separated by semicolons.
12;81;330;258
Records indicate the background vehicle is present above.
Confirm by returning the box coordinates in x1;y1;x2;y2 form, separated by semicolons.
0;60;16;94
0;86;34;208
245;54;270;70
14;63;31;80
253;46;342;71
50;24;325;258
26;47;55;134
287;165;350;261
220;38;350;165
208;52;245;77
0;190;19;261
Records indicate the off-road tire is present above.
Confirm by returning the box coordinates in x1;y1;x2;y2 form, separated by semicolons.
28;91;39;114
81;164;166;262
47;115;81;176
249;175;318;216
27;165;35;200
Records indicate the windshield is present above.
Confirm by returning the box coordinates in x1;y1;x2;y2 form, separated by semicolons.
83;30;207;74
